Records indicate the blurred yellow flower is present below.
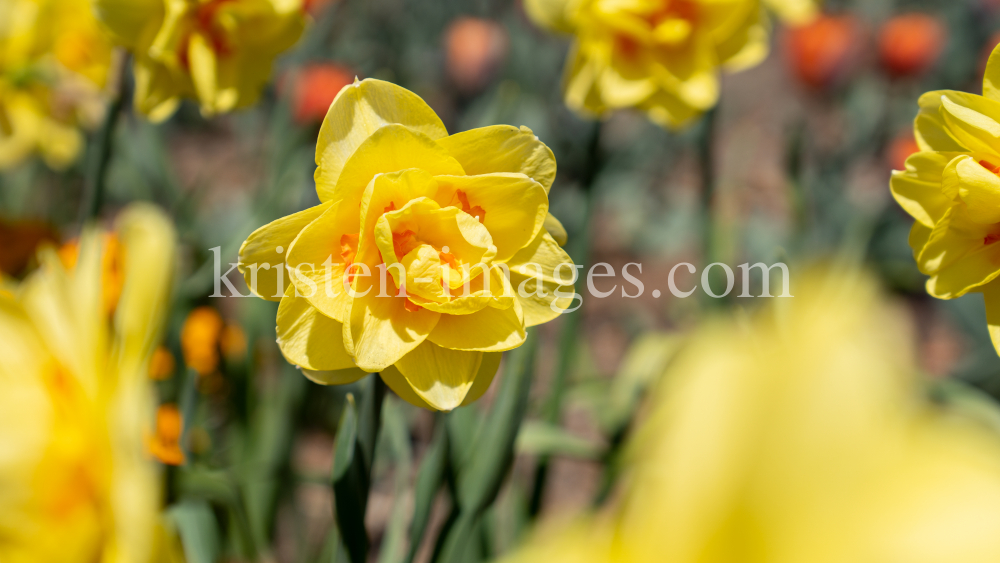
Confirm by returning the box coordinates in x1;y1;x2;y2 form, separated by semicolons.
505;270;1000;563
239;78;573;411
0;0;113;169
523;0;818;128
0;204;182;562
891;43;1000;356
92;0;307;121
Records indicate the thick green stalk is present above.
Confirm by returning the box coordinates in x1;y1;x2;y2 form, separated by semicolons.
698;107;724;307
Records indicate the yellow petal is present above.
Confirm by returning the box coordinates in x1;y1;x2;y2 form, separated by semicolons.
346;275;440;372
890;152;963;228
327;124;465;235
638;89;703;130
276;285;358;372
507;231;575;327
938;93;1000;156
915;91;968;152
717;4;770;72
284;201;355;321
436;125;558;193
315;79;450;201
983;279;1000;356
762;0;818;26
461;351;502;406
951;155;1000;224
239;202;331;302
356;169;440;267
428;298;526;352
394;342;486;410
920;209;1000;298
434;173;548;262
303;367;369;386
379;365;434;410
544;213;568;246
984;43;1000;103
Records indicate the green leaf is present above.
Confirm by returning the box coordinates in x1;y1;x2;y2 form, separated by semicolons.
515;420;605;460
168;500;221;563
405;413;449;563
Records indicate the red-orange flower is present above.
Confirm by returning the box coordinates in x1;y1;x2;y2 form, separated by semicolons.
878;14;946;77
148;404;185;466
784;15;863;89
290;64;356;124
445;17;509;94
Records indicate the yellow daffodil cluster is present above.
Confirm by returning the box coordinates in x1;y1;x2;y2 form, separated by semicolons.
92;0;306;121
892;44;1000;357
239;78;573;411
524;0;818;128
0;204;182;562
505;271;1000;563
0;0;113;169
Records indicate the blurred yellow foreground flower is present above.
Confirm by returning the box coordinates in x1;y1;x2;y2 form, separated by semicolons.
891;43;1000;356
506;271;1000;563
92;0;306;121
0;204;181;562
523;0;818;128
240;78;573;411
0;0;113;169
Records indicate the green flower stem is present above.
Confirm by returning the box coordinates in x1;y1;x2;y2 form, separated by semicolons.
433;333;538;563
404;413;449;563
332;374;387;563
79;52;129;224
528;121;603;517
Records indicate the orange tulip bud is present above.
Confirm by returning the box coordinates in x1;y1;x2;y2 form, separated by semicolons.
878;14;946;77
784;15;863;90
290;64;356;124
445;17;509;94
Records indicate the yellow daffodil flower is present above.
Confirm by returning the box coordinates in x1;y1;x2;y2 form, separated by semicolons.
0;204;182;562
891;43;1000;356
0;0;112;169
523;0;818;128
92;0;307;121
505;270;1000;563
239;78;574;411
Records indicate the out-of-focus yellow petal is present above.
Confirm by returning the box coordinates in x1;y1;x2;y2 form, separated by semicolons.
436;125;558;193
315;79;450;200
345;275;440;372
762;0;818;26
92;0;163;49
187;32;219;114
112;204;176;381
239;202;332;302
394;342;485;411
507;231;575;327
428;297;526;352
276;286;357;372
434;173;548;262
523;0;577;33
